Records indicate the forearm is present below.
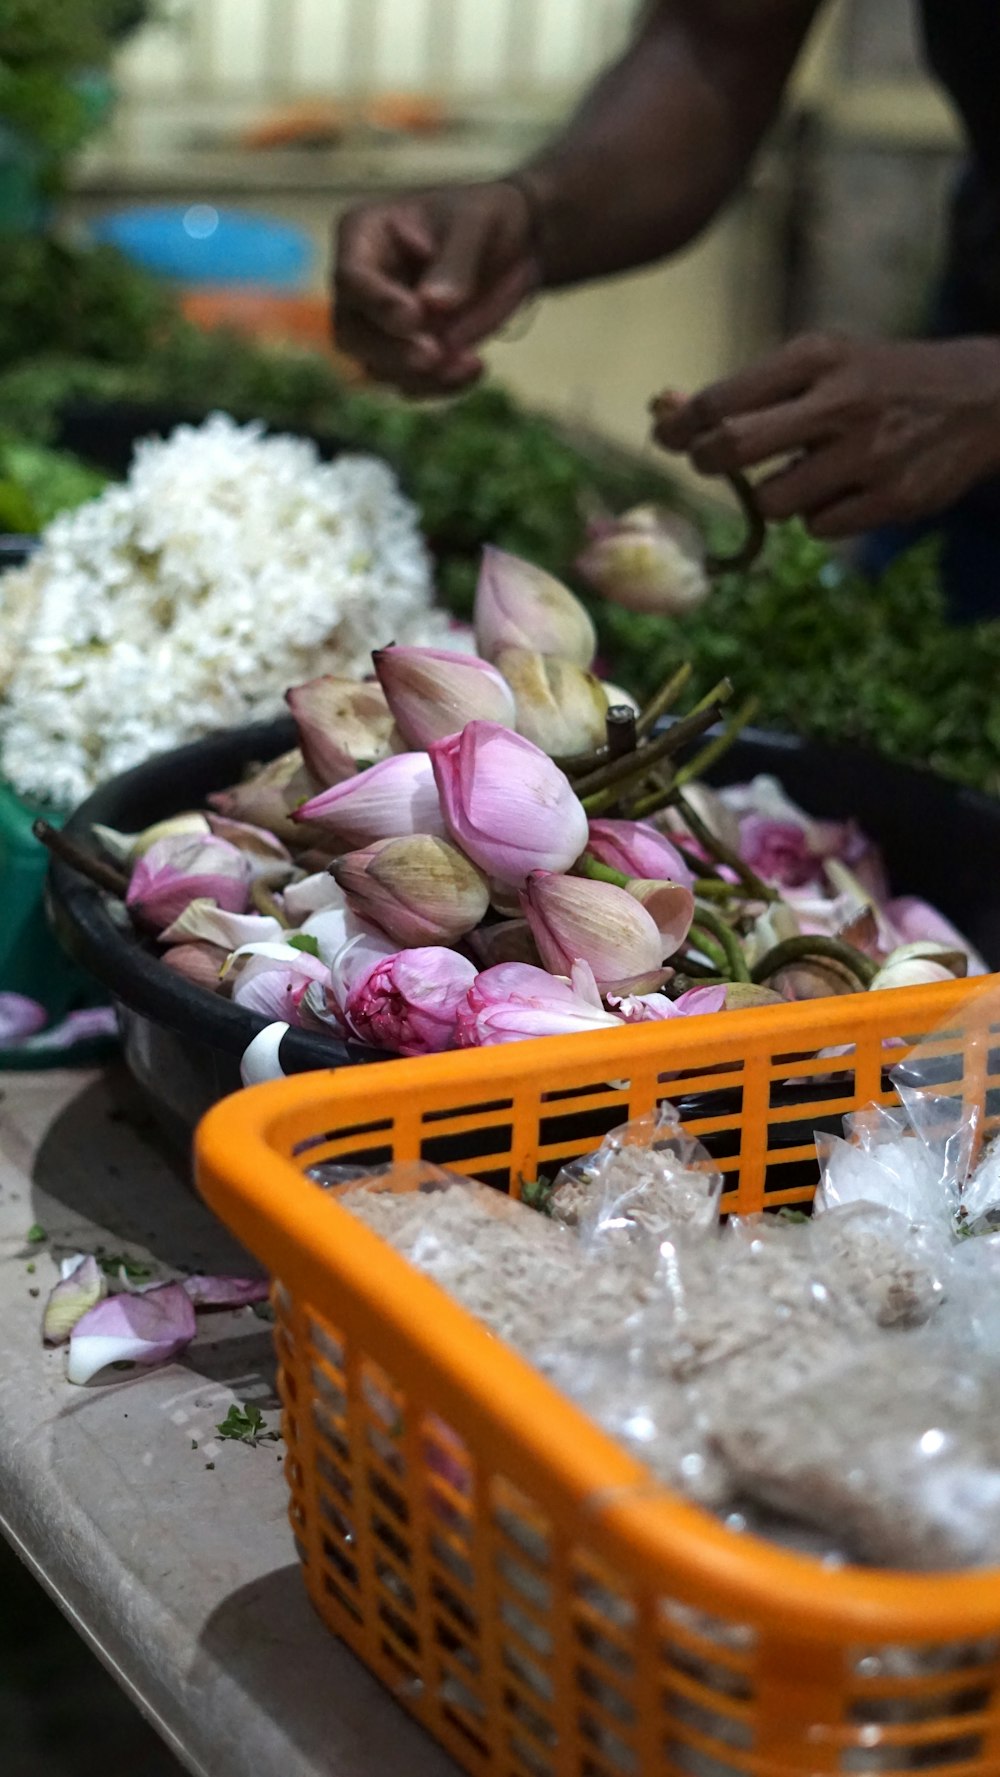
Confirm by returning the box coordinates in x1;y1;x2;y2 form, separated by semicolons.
517;0;821;287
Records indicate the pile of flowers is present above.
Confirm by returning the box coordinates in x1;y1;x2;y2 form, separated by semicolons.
0;414;448;809
80;542;983;1058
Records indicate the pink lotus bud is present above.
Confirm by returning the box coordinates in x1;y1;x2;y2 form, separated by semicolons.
327;930;399;1024
430;721;588;888
576;505;709;616
474;546;596;668
373;645;515;749
296;752;447;845
126;834;252;931
160;941;230;991
496;647;607;756
204;814;295;886
587;818;694;888
520;870;664;988
625;878;695;955
286;674;397;786
455;961;622;1047
208;748;327;849
345;948;477;1056
333;835;489;946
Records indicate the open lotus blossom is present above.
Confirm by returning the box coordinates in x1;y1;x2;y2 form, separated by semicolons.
587;818;694;889
608;983;728;1022
296;751;447;844
286;673;397;785
67;1282;198;1385
373;645;515;749
326;929;401;1023
521;870;664;987
474;546;596;669
495;647;607;757
126;833;253;931
719;775;876;892
455;961;622;1047
431;721;589;888
333;835;489;946
576;504;709;616
345;947;477;1055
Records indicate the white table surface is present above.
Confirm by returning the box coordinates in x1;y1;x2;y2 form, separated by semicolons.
0;1066;457;1777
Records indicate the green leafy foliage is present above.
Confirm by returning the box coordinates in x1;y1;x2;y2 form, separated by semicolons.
215;1403;280;1447
0;429;105;529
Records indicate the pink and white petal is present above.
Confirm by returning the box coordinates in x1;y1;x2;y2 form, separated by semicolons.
66;1283;197;1384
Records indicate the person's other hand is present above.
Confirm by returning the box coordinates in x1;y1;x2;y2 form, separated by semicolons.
653;333;1000;536
333;182;540;396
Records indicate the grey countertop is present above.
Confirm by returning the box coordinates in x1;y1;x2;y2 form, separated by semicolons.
0;1065;456;1777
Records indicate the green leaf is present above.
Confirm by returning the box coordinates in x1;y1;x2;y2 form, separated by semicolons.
26;1222;47;1244
216;1402;281;1446
288;932;321;958
97;1251;154;1282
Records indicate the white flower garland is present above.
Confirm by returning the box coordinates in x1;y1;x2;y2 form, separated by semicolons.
0;414;447;807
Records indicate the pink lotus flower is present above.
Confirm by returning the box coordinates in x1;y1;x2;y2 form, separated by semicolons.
430;721;589;888
625;879;695;954
332;835;489;946
474;546;596;668
721;776;879;892
203;814;295;886
373;645;515;749
286;674;397;786
576;505;709;616
345;948;477;1056
587;818;694;888
455;962;622;1047
296;752;447;845
327;930;399;1024
521;870;664;987
609;983;727;1022
126;834;252;931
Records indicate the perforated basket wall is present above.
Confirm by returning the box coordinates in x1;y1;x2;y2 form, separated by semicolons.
196;979;1000;1777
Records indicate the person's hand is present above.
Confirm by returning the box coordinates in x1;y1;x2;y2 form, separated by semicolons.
652;333;1000;537
333;181;541;396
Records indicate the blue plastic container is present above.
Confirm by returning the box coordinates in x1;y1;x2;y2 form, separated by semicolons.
89;204;314;288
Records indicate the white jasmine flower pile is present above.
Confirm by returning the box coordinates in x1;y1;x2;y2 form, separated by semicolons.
0;415;447;808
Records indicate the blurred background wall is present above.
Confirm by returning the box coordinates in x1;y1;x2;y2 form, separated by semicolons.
67;0;964;456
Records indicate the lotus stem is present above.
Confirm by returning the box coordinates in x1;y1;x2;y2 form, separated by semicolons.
577;853;630;888
605;705;637;760
33;820;129;897
635;661;693;741
688;924;730;977
577;683;732;809
750;935;878;989
671;696;760;792
693;901;749;982
705;471;767;576
674;790;777;904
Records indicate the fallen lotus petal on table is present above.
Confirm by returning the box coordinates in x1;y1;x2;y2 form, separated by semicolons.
66;1283;198;1385
43;1254;107;1345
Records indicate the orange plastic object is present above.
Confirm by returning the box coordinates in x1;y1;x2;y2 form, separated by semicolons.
196;978;1000;1777
239;102;348;150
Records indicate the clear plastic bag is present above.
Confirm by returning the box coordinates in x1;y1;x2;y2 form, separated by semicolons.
807;1202;950;1330
547;1104;723;1251
815;1085;975;1232
716;1341;1000;1570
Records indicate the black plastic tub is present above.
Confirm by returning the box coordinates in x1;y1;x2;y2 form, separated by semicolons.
46;717;1000;1153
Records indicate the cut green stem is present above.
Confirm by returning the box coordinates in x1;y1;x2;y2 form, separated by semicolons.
688;925;730;977
693;901;749;982
578;686;732;811
577;853;630;888
635;661;693;741
674;790;777;904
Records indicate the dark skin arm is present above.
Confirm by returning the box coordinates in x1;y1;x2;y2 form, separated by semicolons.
333;0;819;393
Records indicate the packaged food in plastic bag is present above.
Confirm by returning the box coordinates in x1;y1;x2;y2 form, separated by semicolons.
817;1082;978;1232
547;1104;723;1250
715;1342;1000;1570
532;1335;729;1509
956;1132;1000;1236
808;1201;950;1329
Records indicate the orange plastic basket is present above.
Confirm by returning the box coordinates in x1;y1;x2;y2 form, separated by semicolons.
196;979;1000;1777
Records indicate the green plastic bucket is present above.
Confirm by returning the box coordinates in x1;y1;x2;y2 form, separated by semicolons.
0;779;106;1018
